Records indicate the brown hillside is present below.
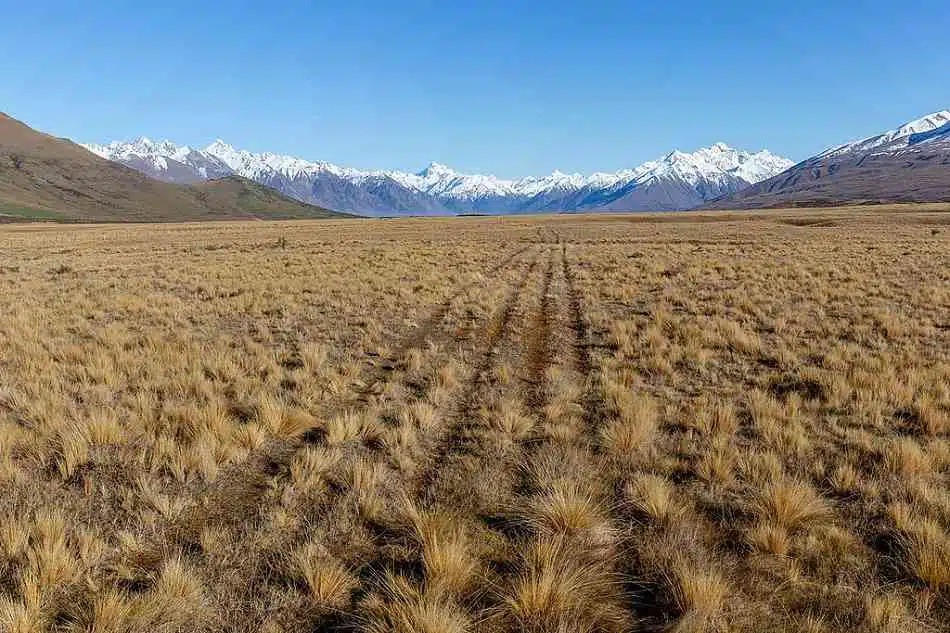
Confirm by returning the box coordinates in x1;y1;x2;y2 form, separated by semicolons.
709;126;950;209
0;113;347;222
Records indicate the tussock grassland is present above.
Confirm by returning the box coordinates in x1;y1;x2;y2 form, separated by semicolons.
0;208;948;632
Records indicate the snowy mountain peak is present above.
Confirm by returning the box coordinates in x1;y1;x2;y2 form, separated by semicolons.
894;110;950;137
664;150;690;163
819;109;950;159
417;162;455;178
84;137;196;172
205;139;234;153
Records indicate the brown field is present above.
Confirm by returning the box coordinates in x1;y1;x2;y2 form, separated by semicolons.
1;207;949;632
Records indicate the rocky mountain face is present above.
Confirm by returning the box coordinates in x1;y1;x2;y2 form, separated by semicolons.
85;138;793;215
710;110;950;208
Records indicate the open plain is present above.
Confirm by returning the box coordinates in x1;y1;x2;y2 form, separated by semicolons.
1;207;949;632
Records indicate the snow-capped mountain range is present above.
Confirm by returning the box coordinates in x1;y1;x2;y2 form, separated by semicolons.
84;137;793;215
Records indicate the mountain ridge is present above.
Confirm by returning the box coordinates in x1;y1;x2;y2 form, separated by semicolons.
85;138;793;215
710;109;950;209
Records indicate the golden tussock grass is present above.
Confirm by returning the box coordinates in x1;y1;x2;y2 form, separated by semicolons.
292;542;358;608
752;479;832;533
625;473;685;525
361;572;471;633
660;556;729;633
2;209;950;631
501;537;626;633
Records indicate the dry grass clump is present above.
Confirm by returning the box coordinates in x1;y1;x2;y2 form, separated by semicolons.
255;396;320;439
361;572;471;633
599;386;658;455
753;480;831;531
486;399;535;440
714;318;762;356
690;397;738;437
524;483;614;546
53;558;207;633
695;437;736;485
863;593;914;633
292;542;358;608
660;556;730;633
625;473;685;525
399;502;479;597
746;520;792;557
887;507;950;592
501;538;626;633
909;397;950;437
145;557;208;625
402;400;438;431
882;438;933;478
326;409;383;445
290;446;342;488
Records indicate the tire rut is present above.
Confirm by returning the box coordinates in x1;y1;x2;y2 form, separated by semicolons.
416;252;541;503
351;247;561;631
524;247;555;412
561;239;607;441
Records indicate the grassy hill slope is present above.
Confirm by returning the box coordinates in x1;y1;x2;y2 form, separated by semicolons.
0;113;348;222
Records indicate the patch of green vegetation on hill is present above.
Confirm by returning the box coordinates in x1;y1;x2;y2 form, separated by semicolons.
0;202;64;221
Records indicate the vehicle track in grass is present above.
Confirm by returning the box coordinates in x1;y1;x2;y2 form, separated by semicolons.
561;239;607;442
523;246;555;412
226;251;543;632
165;244;534;543
348;245;631;633
355;243;534;402
313;248;550;633
54;245;536;628
414;254;542;506
481;241;632;633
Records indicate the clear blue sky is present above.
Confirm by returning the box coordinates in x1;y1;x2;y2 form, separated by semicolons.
2;1;948;177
